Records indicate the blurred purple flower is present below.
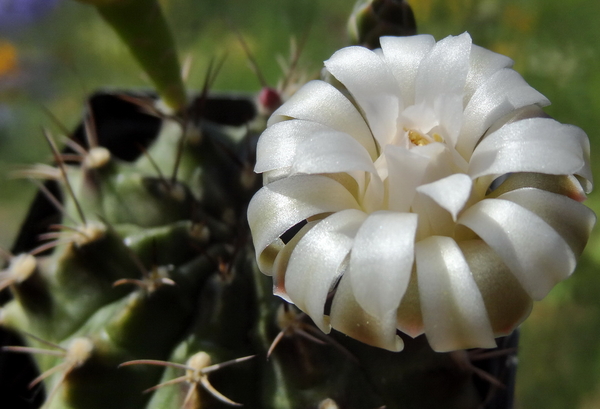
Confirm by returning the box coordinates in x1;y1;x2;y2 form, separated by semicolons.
0;0;60;28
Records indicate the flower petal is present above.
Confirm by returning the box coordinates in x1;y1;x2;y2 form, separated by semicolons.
457;68;550;159
380;34;436;107
484;104;547;136
292;130;377;177
415;32;472;105
457;239;532;337
385;144;430;212
248;175;360;274
272;220;319;302
464;44;514;103
395;269;424;338
415;236;496;352
324;46;400;99
412;142;455;183
268;80;377;158
433;93;465;147
497;188;596;257
469;117;592;187
416;173;473;221
285;209;367;332
458;197;577;300
255;119;338;173
330;273;404;351
362;171;385;213
289;131;383;204
487;173;588;203
324;46;401;146
349;211;418;319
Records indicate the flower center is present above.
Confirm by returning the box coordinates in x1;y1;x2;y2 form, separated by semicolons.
405;128;444;147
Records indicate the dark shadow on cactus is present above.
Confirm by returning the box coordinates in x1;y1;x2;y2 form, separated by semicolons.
472;330;520;409
70;92;163;162
188;94;257;127
0;329;45;409
9;180;63;257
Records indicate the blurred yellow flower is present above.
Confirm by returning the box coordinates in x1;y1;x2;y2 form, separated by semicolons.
0;40;18;77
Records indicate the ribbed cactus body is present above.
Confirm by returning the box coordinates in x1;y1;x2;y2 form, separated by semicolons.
0;91;260;408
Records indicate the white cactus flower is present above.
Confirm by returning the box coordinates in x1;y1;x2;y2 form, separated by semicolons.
247;33;595;352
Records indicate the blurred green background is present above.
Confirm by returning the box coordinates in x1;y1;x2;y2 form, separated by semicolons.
1;0;599;407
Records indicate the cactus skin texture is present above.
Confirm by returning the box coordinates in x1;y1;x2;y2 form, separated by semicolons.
0;1;518;408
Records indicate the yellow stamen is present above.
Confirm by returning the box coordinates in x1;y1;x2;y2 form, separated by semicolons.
408;130;430;146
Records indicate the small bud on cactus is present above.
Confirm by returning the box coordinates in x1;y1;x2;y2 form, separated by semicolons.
258;87;283;117
348;0;417;48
